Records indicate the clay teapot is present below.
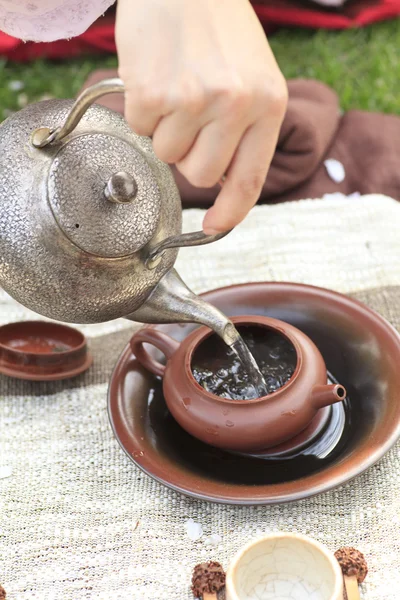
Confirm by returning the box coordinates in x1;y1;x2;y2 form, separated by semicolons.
130;316;347;452
0;78;237;345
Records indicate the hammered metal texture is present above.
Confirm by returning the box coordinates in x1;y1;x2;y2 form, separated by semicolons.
48;134;161;258
0;100;182;324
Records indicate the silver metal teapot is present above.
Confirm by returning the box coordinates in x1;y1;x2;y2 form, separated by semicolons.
0;79;238;344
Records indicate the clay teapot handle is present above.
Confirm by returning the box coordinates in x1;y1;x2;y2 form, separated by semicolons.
32;78;125;148
130;328;179;378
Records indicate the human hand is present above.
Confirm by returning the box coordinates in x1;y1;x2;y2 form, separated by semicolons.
116;0;287;233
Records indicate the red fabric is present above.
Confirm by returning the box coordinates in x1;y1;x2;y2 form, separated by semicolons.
254;0;400;30
1;1;400;61
0;16;116;61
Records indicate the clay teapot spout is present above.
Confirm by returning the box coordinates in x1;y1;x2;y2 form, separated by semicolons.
312;384;347;409
126;269;240;346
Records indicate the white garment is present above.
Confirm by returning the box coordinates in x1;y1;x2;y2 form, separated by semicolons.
0;0;115;42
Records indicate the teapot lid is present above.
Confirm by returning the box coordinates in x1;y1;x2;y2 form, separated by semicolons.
48;133;161;258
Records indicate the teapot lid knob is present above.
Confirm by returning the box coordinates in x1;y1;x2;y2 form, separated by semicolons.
104;172;138;204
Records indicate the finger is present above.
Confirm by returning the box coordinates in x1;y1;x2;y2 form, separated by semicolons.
175;119;246;189
123;72;206;139
152;109;207;164
123;86;171;137
202;118;279;233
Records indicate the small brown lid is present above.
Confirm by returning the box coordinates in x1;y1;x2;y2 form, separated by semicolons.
0;321;92;381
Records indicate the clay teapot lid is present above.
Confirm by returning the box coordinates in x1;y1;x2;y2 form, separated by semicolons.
0;321;92;381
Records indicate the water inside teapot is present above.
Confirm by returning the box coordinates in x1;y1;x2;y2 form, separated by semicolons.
228;334;269;398
192;325;297;400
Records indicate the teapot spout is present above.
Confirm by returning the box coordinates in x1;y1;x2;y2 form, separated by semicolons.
312;384;347;409
126;269;240;346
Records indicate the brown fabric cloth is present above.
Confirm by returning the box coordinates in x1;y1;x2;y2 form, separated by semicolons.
80;69;400;206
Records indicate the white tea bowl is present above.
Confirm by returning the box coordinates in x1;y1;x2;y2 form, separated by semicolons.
226;532;343;600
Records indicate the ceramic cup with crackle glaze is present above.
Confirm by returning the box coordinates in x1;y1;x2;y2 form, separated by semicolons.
226;533;343;600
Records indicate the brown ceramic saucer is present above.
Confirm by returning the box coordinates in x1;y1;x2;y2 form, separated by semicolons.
0;321;92;381
108;282;400;505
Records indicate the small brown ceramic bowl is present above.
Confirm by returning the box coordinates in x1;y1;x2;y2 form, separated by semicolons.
130;316;346;453
0;320;92;381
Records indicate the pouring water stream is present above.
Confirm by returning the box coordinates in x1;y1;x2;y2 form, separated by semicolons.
128;269;268;398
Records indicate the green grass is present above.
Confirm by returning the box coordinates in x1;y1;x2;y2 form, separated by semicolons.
271;21;400;114
0;19;399;121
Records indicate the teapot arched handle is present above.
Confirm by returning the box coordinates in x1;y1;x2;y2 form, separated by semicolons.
31;77;234;255
32;78;125;148
146;229;232;268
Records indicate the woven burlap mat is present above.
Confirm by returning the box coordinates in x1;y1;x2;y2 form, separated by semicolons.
1;194;399;600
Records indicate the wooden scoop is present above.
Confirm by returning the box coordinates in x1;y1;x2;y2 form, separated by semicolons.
335;547;368;600
191;562;225;599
